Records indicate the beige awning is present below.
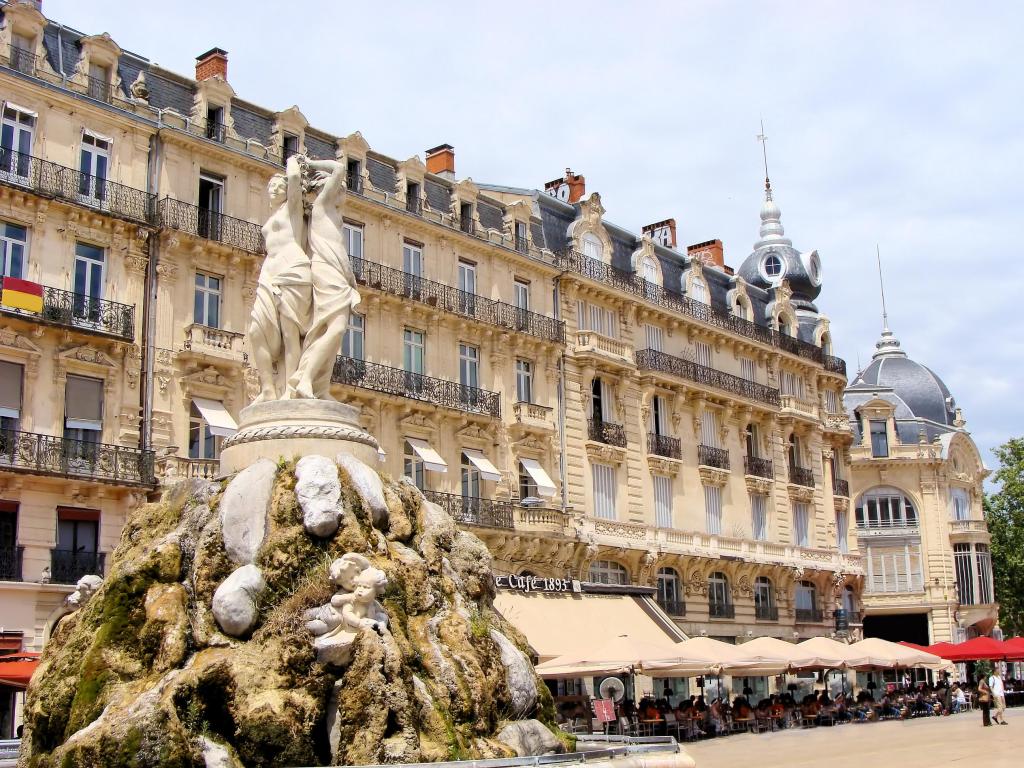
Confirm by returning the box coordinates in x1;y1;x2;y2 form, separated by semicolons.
790;635;858;670
845;637;948;671
463;449;501;481
407;438;447;472
641;637;745;677
192;397;237;437
495;590;686;666
727;635;804;675
519;458;556;497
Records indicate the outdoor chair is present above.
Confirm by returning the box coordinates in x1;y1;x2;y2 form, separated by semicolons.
618;715;637;736
663;712;682;741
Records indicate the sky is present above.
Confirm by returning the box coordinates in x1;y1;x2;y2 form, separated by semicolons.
46;0;1024;476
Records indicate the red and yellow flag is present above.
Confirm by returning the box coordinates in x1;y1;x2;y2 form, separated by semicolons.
1;277;44;313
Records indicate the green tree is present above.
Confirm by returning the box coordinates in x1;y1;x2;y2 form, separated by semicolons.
985;437;1024;636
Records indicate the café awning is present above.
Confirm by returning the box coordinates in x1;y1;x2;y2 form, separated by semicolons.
462;449;501;481
726;635;804;675
642;637;744;677
0;653;39;690
789;636;857;670
519;458;556;498
406;438;447;472
192;397;238;437
846;637;948;670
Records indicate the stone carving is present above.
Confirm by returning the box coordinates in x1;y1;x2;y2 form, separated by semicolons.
304;553;389;667
249;155;360;402
63;574;103;612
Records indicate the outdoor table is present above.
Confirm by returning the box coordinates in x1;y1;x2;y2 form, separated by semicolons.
640;719;661;736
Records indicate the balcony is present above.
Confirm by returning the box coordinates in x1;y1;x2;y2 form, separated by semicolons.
789;465;815;488
823;355;847;376
657;599;686;617
182;323;246;363
648;433;681;460
50;549;105;585
833;478;850;497
0;545;24;581
744;455;774;479
406;197;422;215
635;348;781;407
795;607;824;623
0;430;156;486
331;356;500;417
1;285;135;341
575;330;633;366
86;75;112;103
351;256;564;343
709;602;735;619
158;198;264;254
755;604;779;621
423;490;513;530
0;148;156;226
557;249;830;365
346;173;363;194
156;455;221;483
698;445;730;470
588;418;627;447
949;519;989;535
512;401;554;431
206;122;227;144
9;46;36;75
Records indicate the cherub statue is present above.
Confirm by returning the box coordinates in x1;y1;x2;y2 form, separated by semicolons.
303;553;388;666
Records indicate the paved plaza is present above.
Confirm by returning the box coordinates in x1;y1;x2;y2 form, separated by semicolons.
681;707;1020;767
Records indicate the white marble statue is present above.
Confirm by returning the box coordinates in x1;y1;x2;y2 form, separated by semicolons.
248;154;360;403
63;574;104;612
303;553;388;666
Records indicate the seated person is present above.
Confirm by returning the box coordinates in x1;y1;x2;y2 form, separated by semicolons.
952;684;966;713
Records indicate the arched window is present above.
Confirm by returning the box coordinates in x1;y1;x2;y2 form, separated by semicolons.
690;277;708;305
641;255;660;286
582;233;604;262
733;295;750;321
657;567;683;615
708;572;732;617
589;559;629;585
855;487;918;530
795;581;818;621
754;576;776;620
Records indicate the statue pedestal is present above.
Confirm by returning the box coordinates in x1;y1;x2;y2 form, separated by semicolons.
220;399;379;475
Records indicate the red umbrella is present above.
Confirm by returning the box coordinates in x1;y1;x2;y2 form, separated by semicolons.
898;641;933;653
1003;637;1024;656
937;637;1023;662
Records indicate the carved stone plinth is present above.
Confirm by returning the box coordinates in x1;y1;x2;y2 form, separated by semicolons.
220;399;379;474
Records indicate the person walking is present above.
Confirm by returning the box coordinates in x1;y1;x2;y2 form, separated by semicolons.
988;670;1008;725
977;674;992;727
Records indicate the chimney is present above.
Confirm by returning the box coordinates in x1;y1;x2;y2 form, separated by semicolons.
196;47;228;82
642;218;677;248
544;168;586;204
425;144;455;180
687;238;725;270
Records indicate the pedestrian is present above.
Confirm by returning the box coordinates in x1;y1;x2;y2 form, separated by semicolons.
988;670;1008;725
977;673;992;727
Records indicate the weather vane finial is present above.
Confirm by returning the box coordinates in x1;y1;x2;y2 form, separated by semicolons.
876;244;889;333
756;119;771;199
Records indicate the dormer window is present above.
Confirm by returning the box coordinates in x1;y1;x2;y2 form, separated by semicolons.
869;420;889;458
345;158;362;193
582;233;603;262
10;32;35;75
406;181;421;215
690;277;708;304
514;220;528;253
87;62;112;103
206;106;225;143
460;202;474;234
282;133;300;163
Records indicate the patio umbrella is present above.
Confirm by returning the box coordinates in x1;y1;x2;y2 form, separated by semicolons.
789;636;856;670
0;652;40;689
938;636;1020;663
639;636;734;677
846;637;948;670
726;635;802;675
535;634;683;678
1003;637;1024;656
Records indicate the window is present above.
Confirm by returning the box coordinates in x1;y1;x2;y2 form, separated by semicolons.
869;420;889;458
868;543;924;593
701;409;719;449
206;105;225;142
343;222;363;260
592;462;616;520
588;559;628;585
403;329;425;374
514;279;530;311
740;356;756;382
836;508;849;553
56;508;98;558
761;253;783;279
653;474;672;528
461;452;481;499
751;493;768;541
341;313;364;360
694;341;713;368
515;359;533;403
459;202;474;233
514;220;528;252
282;133;300;162
457;260;477;314
644;323;664;352
708;572;731;616
189;401;220;460
198;172;224;239
79;132;109;200
0;222;27;279
755;577;775;619
591;377;613;423
734;296;750;321
842;586;856;616
64;374;103;462
781;370;804;397
704;485;722;534
582;233;603;262
73;242;105;321
403;242;423;277
193;272;222;328
577;300;617;337
651;395;668;436
0;360;24;434
855;489;917;529
0;104;35;178
795;581;817;620
745;423;759;458
346;158;362;192
976;544;993;604
403;440;425;490
518;461;538;500
406;181;421;214
950;488;970;521
641;255;659;286
10;32;34;74
657;567;683;614
690;278;707;304
793;502;809;547
824;389;839;414
88;62;111;100
788;434;802;468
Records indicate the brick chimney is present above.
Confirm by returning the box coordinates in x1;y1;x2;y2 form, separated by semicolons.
544;168;585;204
687;238;725;269
425;144;455;179
195;48;228;81
642;218;677;248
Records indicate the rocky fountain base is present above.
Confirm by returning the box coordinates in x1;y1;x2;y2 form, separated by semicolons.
19;424;564;767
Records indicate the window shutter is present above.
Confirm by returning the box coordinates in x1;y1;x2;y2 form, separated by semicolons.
704;485;722;534
65;374;103;427
0;361;23;418
653;475;672;528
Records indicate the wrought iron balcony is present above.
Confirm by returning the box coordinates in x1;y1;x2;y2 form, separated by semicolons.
406;196;422;215
648;433;681;460
0;430;155;486
558;249;830;364
1;284;135;340
588;418;627;447
789;465;815;487
0;148;156;226
635;348;781;407
50;549;106;585
755;604;779;621
331;356;500;417
744;455;774;479
9;46;36;75
515;235;529;253
350;256;564;343
206;122;227;143
86;75;113;103
833;478;850;497
795;607;824;623
709;602;735;619
657;598;686;617
157;198;265;254
0;545;24;581
422;490;514;530
823;355;847;376
346;173;363;194
698;445;730;470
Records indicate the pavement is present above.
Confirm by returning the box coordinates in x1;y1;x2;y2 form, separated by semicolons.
681;706;1020;767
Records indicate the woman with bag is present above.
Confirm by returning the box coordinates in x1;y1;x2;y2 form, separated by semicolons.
977;673;992;727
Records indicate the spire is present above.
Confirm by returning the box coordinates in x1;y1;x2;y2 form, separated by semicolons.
872;245;906;359
754;122;792;250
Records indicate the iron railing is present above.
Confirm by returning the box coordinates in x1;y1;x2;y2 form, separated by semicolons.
346;173;363;194
0;545;24;581
795;607;824;623
709;602;735;619
833;478;850;497
0;284;136;341
206;122;227;143
331;356;501;417
789;466;815;487
755;604;779;621
744;455;774;479
0;430;155;486
515;235;529;253
9;46;36;75
823;355;847;376
406;196;422;215
422;490;514;530
157;198;264;254
558;249;836;365
698;445;730;470
635;348;781;407
86;75;112;103
50;549;105;585
588;418;627;447
350;256;564;343
647;433;681;459
657;599;686;617
0;148;156;225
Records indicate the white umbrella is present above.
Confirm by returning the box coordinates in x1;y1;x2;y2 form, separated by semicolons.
789;636;856;670
535;634;682;678
846;637;949;671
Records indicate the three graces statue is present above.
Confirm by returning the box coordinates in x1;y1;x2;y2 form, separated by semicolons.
249;154;360;402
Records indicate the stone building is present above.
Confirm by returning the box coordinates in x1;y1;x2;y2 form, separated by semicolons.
845;325;997;644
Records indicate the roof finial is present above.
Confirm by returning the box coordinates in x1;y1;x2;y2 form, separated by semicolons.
872;245;905;359
756;120;771;200
876;244;889;333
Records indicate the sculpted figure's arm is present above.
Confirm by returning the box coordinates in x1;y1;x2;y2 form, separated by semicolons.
341;600;378;630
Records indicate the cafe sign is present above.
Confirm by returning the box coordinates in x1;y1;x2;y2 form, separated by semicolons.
495;574;582;593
